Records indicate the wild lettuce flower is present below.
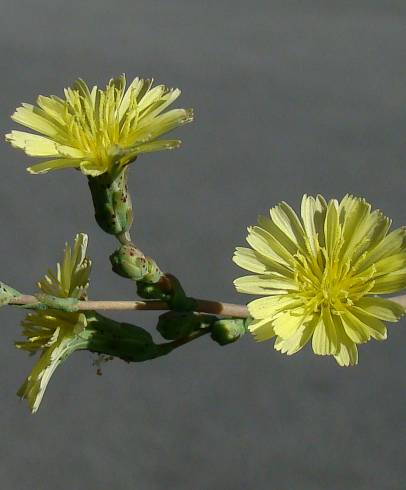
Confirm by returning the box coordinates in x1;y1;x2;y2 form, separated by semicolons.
6;75;193;176
16;233;91;412
233;195;406;366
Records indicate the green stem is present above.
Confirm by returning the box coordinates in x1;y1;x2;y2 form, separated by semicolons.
116;230;132;245
9;295;251;317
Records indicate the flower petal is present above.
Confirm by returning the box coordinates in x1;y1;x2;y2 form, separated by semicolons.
6;131;59;157
233;247;268;274
312;309;338;355
269;201;306;251
274;316;316;355
79;160;106;176
369;270;406;294
257;215;299;256
354;228;405;272
11;104;62;138
132;139;182;154
324;199;341;258
28;158;82;174
334;324;358;367
347;306;387;341
246;226;294;267
248;295;302;320
356;297;404;322
273;308;306;339
234;275;288;295
248;317;276;341
301;194;327;255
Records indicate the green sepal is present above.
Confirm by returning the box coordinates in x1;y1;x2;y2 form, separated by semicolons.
211;318;248;345
157;311;216;340
0;282;21;307
88;167;133;236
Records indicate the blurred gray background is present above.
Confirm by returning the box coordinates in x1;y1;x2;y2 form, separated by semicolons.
0;1;405;489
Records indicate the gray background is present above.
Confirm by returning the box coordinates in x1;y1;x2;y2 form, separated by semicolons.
0;1;405;489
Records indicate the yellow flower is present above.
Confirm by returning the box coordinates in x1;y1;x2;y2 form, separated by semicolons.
37;232;91;299
16;311;88;413
6;75;193;176
233;195;406;366
16;233;91;412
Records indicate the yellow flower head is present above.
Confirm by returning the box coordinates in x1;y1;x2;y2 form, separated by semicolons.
37;232;91;299
6;75;193;176
16;233;91;412
233;195;406;366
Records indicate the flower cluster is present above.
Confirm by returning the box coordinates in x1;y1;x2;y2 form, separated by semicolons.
3;73;406;417
6;74;193;176
234;195;406;366
16;234;91;412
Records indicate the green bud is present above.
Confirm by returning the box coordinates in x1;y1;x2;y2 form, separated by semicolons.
85;313;164;362
110;245;147;280
0;282;21;307
211;318;247;345
157;311;214;340
110;245;162;283
88;167;133;236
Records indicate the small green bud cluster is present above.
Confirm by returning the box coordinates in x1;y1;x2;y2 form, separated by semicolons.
156;311;247;345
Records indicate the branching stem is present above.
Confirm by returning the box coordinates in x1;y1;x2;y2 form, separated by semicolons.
9;294;250;317
9;293;406;318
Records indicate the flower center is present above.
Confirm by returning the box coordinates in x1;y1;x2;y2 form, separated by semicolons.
294;248;374;314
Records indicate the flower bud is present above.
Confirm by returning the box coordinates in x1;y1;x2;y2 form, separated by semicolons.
211;319;246;345
110;245;162;283
86;313;166;362
88;167;133;236
157;311;213;340
110;244;147;280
